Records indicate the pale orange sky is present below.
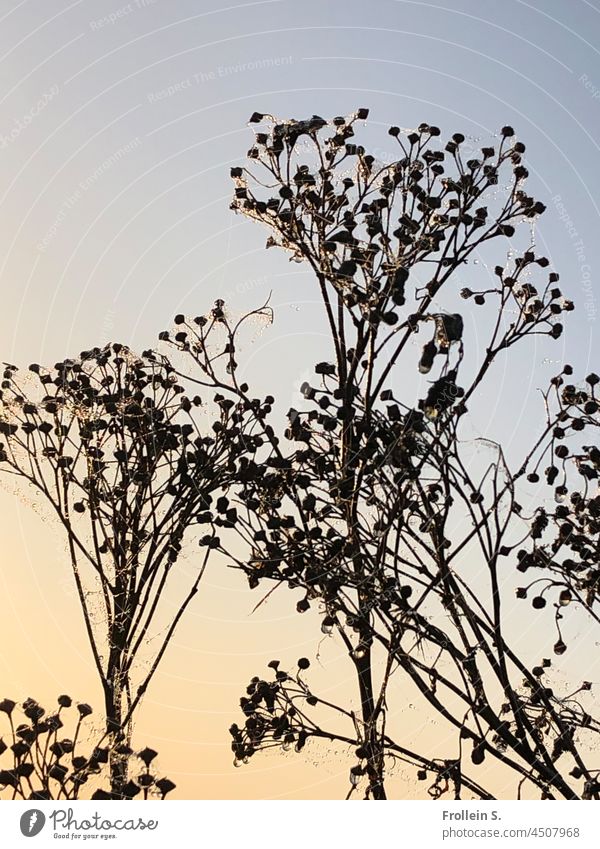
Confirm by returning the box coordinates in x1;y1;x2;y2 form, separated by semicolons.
3;477;597;800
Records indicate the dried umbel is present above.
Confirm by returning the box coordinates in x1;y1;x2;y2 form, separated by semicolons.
0;695;175;800
216;111;600;800
513;366;600;637
231;110;564;347
0;322;259;795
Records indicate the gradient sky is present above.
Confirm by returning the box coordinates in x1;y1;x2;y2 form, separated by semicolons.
0;0;599;799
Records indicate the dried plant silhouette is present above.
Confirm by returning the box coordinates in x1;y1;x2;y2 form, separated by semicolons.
0;696;175;800
0;333;257;795
2;107;599;802
166;109;599;800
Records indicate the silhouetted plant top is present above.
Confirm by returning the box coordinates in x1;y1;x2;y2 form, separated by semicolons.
204;110;600;799
0;328;265;796
0;695;175;800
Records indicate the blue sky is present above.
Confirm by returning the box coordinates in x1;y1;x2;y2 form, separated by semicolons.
0;0;598;374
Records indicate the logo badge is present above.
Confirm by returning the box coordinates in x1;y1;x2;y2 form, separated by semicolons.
20;810;46;837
